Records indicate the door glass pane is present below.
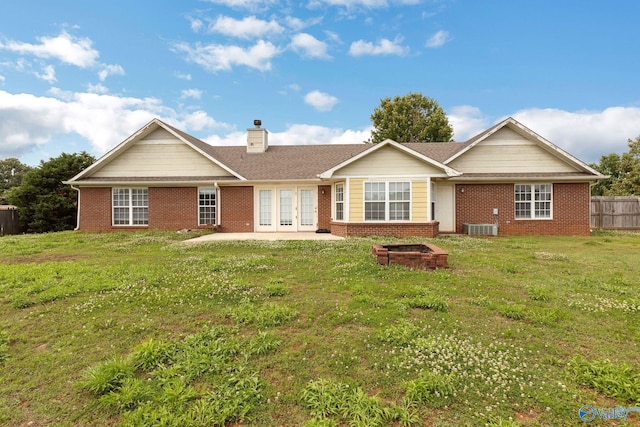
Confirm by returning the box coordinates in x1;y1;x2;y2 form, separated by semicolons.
259;190;272;226
300;189;314;226
280;190;293;226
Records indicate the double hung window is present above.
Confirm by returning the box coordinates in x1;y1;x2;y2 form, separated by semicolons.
198;187;216;225
515;184;552;219
364;181;411;221
113;188;148;226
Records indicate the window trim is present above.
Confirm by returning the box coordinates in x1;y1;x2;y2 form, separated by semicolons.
198;187;217;226
334;182;344;222
112;187;149;227
363;181;412;222
514;183;553;220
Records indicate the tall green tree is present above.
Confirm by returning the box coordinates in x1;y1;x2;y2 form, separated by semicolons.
591;135;640;196
0;158;32;199
7;152;95;233
369;92;454;143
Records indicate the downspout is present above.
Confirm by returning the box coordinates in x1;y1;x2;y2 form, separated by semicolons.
71;185;80;231
214;182;220;227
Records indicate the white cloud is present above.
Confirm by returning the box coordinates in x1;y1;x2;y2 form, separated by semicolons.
202;0;278;11
290;33;331;59
189;17;204;32
304;90;339;111
36;64;56;83
0;30;99;67
180;88;203;100
0;89;229;160
98;64;125;81
204;124;372;146
86;83;109;94
448;105;488;141
348;36;408;56
209;15;284;39
173;40;280;72
284;15;324;31
175;72;192;80
425;30;451;48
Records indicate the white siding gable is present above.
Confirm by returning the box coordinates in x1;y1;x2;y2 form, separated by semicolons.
335;145;445;177
448;127;579;173
91;129;232;178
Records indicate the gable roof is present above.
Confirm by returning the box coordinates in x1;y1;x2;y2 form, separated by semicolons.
66;119;246;183
444;117;603;176
318;139;462;179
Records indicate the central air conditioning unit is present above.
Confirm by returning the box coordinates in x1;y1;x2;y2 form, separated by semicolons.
463;223;498;236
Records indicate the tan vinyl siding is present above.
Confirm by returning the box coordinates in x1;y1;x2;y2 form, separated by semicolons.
92;142;232;178
449;128;578;173
349;179;364;222
337;145;443;176
411;180;428;222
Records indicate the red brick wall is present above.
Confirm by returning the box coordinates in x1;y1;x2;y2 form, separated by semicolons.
455;182;591;236
219;186;254;232
78;187;112;231
330;221;440;238
78;186;212;232
318;185;332;230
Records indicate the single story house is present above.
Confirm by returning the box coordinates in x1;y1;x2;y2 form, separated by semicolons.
65;117;605;237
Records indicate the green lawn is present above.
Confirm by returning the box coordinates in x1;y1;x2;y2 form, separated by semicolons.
0;231;639;426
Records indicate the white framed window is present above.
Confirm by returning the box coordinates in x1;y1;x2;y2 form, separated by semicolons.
112;188;148;226
364;181;411;221
515;184;552;219
335;183;344;221
198;187;216;226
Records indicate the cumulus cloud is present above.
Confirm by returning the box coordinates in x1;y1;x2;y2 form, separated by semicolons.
209;15;284;39
36;64;56;83
202;0;278;11
98;64;125;81
348;36;408;56
0;89;229;160
284;15;323;31
425;30;451;48
290;33;331;59
447;105;489;141
304;90;339;111
172;40;280;72
0;30;99;67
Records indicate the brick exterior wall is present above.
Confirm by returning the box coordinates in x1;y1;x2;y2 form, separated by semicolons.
77;187;213;232
330;221;440;238
317;185;332;231
219;186;254;232
78;187;112;231
455;182;591;236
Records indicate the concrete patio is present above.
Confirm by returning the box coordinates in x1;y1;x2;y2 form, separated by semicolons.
184;232;344;243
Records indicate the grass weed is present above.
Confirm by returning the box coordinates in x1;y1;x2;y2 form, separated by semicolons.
0;230;639;425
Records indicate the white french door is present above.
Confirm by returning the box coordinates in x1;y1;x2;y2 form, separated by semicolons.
255;186;317;232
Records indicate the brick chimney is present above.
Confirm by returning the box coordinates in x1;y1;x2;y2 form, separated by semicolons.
247;119;268;153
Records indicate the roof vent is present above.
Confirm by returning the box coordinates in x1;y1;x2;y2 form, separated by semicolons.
253;119;262;127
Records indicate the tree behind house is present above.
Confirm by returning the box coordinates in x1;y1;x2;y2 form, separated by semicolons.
591;135;640;196
369;92;454;143
7;152;95;233
0;158;32;199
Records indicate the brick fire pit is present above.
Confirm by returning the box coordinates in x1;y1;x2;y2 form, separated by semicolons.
372;243;448;270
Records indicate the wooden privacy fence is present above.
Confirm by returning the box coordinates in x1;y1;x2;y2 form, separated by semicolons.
591;196;640;230
0;205;21;236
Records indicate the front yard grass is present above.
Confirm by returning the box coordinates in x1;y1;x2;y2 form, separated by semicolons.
0;231;639;426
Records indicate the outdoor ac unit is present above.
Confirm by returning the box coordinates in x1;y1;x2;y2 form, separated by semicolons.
463;223;498;236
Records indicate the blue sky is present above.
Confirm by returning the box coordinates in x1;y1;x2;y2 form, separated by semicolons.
1;0;639;166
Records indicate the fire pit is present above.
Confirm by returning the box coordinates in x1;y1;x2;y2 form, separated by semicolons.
372;243;448;270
